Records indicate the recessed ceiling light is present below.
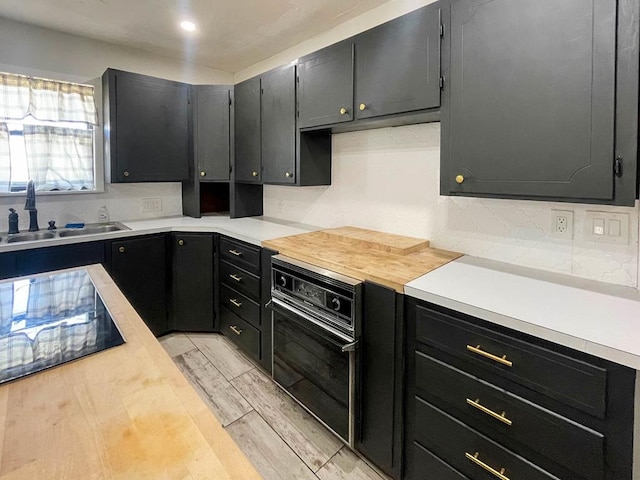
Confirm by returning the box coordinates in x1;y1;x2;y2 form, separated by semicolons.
180;20;196;32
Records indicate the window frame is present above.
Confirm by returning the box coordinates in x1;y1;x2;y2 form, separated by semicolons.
0;66;104;197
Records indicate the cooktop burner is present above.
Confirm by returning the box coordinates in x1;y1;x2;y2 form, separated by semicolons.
0;269;125;385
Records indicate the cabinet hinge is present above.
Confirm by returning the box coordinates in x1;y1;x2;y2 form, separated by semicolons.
440;23;445;37
614;157;623;177
439;76;445;89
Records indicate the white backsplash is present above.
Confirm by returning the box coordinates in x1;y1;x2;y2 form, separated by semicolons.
0;183;182;231
264;123;640;288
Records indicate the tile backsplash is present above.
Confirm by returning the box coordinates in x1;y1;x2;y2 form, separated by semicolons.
264;123;640;288
0;183;182;231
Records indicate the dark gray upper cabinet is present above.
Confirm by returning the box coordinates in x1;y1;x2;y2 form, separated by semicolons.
194;85;231;182
234;77;262;184
262;65;297;185
441;0;639;205
355;3;441;120
297;41;355;128
103;69;190;182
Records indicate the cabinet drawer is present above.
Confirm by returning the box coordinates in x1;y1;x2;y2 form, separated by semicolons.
416;305;607;418
415;398;558;480
411;442;470;480
220;237;261;274
220;307;260;361
220;284;261;328
416;351;604;480
220;260;260;300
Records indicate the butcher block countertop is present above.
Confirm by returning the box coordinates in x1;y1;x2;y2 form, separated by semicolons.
0;265;260;480
262;226;461;293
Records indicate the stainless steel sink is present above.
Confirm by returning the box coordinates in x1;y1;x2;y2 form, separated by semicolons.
57;223;128;237
6;232;57;243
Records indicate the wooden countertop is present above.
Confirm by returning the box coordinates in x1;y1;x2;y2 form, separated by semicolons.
262;226;461;293
0;265;261;480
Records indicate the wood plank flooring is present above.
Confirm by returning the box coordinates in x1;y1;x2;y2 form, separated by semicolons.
160;333;389;480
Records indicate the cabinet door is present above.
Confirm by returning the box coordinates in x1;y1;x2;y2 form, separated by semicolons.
298;41;354;128
17;242;105;277
0;253;16;280
171;233;214;331
234;77;262;183
110;235;168;336
194;86;230;182
442;0;617;201
108;70;190;182
355;4;441;120
262;65;297;185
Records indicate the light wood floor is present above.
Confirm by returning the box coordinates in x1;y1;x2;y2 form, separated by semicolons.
159;332;389;480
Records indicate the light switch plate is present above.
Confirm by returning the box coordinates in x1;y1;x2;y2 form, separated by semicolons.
141;198;162;213
584;211;629;245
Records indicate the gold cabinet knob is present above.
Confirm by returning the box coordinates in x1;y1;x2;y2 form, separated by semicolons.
340;107;347;115
359;103;366;111
178;239;184;246
200;171;206;177
123;171;130;177
455;175;465;184
252;171;258;177
118;246;125;253
285;172;292;178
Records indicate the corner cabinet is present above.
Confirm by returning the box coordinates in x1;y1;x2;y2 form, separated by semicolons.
171;233;216;332
405;297;635;480
103;69;190;182
440;0;639;205
234;77;262;183
194;86;231;182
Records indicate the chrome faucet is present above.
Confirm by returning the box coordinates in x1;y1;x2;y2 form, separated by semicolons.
24;180;39;232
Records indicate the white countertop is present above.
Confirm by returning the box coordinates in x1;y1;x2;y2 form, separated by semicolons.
405;255;640;370
0;215;317;252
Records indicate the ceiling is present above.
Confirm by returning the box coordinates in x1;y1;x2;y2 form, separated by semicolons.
0;0;392;73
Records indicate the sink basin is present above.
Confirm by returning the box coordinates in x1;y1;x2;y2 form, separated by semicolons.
57;223;129;238
6;232;56;243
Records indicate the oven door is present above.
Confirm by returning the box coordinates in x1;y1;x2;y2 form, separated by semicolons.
270;298;357;446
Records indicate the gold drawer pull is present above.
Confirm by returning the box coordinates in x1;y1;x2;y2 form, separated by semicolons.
230;299;242;308
229;249;242;256
229;274;242;282
467;345;513;367
466;398;512;426
230;325;243;335
465;452;509;480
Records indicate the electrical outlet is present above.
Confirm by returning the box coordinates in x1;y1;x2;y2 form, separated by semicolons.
141;198;162;213
550;210;574;239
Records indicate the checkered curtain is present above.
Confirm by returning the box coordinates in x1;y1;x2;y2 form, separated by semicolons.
0;123;10;192
26;270;95;321
23;125;94;190
0;282;14;335
0;73;97;125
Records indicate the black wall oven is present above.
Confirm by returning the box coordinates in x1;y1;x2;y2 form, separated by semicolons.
269;255;362;446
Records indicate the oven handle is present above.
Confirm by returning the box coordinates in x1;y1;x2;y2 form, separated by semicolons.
268;297;357;347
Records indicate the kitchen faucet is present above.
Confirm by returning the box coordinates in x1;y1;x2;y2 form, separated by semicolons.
24;180;39;232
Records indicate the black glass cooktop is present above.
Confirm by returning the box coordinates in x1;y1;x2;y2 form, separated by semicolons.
0;269;125;385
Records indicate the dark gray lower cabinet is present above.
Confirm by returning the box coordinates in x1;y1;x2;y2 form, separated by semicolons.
357;282;403;479
405;297;635;480
110;235;168;336
171;233;215;332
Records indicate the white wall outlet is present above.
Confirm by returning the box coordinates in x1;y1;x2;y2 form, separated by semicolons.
550;210;574;239
584;211;629;245
141;198;162;213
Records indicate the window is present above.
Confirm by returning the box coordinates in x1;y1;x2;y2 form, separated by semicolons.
0;72;98;193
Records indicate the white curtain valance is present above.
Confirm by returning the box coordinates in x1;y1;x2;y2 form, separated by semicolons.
0;73;98;125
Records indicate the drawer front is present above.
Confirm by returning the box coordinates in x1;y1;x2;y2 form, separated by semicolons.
416;305;607;418
221;284;261;328
416;351;604;480
415;398;558;480
220;236;261;274
220;306;260;361
220;260;261;300
411;442;470;480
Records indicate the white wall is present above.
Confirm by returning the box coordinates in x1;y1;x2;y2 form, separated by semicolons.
0;17;235;227
264;124;640;288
